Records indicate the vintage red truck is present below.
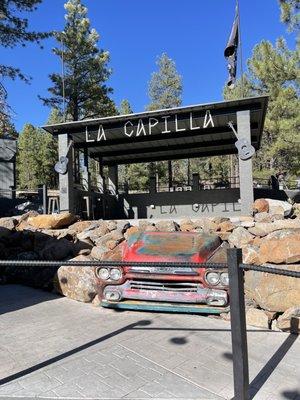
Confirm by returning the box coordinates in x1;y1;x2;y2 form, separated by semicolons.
95;231;229;314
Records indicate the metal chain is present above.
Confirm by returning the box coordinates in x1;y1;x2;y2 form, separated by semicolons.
240;263;300;278
0;260;228;269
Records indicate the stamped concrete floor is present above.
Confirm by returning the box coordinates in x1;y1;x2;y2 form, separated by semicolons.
0;285;299;400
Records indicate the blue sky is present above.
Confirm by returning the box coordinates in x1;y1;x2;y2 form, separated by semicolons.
1;0;296;131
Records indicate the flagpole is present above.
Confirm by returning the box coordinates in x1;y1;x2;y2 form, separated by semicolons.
236;0;244;97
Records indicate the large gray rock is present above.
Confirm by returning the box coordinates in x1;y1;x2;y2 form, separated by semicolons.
155;220;179;232
228;227;254;248
248;219;300;237
245;264;300;312
246;307;269;329
276;307;300;333
259;231;300;264
265;199;293;217
55;255;96;302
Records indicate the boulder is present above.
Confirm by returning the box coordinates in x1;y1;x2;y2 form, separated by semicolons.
67;220;94;235
124;226;139;240
180;223;195;232
90;230;124;259
228;227;254;248
76;222;105;241
254;212;272;223
194;218;218;233
266;199;293;217
246;308;269;329
100;242;124;261
155;220;179;232
216;231;231;241
55;255;96;302
248;220;300;237
259;232;300;264
27;212;78;229
107;221;117;231
242;245;261;265
253;199;269;213
0;217;17;230
276;307;300;334
138;220;156;232
245;264;300;312
217;220;235;232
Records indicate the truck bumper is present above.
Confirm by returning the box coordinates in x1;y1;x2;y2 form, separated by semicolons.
102;280;228;307
101;299;230;314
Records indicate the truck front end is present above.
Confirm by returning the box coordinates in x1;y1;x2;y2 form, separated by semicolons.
95;231;229;314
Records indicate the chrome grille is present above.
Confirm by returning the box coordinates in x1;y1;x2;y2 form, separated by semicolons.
129;280;198;293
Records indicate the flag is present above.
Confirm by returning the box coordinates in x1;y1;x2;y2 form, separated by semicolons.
224;4;239;88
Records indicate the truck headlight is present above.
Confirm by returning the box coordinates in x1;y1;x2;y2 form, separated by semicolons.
96;267;110;280
220;272;229;286
205;272;220;286
110;268;122;281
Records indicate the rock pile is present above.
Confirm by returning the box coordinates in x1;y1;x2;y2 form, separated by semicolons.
0;198;299;333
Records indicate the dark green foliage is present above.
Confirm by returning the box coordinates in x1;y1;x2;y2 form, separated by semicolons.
0;0;50;81
17;109;61;189
41;0;116;121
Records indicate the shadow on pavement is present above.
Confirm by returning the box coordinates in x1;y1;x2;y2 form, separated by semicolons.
0;285;60;315
0;319;152;386
249;331;299;399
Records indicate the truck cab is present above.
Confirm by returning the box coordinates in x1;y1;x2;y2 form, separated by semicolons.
95;231;229;314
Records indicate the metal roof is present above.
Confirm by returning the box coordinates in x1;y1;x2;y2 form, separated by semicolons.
42;96;268;166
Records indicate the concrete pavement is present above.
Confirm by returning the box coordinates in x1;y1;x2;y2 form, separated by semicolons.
0;285;299;399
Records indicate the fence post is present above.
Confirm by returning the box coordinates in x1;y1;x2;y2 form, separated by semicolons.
227;248;249;400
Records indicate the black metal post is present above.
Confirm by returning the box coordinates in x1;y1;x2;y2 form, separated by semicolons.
43;184;48;214
227;248;249;400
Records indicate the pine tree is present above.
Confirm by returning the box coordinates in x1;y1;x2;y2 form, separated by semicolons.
247;39;299;178
40;0;116;121
17;124;41;189
0;84;17;138
147;53;184;187
0;0;50;81
147;53;182;111
119;99;133;115
279;0;300;31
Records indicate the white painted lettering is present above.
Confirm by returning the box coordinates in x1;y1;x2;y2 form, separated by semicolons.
148;118;159;135
97;125;106;141
190;112;200;130
85;126;95;142
203;110;214;128
175;114;186;132
136;119;147;136
124;120;134;137
161;115;171;133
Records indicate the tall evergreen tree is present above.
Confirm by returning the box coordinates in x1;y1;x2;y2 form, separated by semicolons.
41;0;116;121
247;39;299;177
119;99;133;115
147;53;182;111
147;53;184;187
17;124;41;189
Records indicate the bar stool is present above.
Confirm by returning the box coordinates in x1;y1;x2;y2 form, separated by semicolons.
48;196;59;214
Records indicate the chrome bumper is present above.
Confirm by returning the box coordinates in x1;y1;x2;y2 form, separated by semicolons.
103;280;228;307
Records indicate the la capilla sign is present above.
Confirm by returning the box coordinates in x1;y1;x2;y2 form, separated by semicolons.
85;110;215;143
